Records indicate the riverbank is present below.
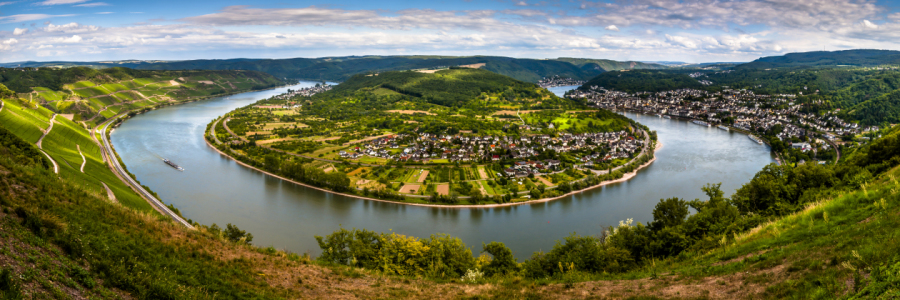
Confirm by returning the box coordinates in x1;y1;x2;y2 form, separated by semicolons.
203;129;663;208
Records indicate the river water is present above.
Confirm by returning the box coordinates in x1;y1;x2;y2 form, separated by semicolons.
111;82;775;258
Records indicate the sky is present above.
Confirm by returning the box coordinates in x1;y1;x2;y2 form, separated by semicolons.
2;0;900;63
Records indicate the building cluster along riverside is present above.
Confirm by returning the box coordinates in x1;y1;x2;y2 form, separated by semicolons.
568;87;878;152
275;83;332;99
339;130;644;167
538;76;586;88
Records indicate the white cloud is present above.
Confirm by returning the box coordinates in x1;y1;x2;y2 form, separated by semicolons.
862;20;878;29
96;12;113;14
665;34;697;48
61;35;83;43
75;2;108;7
182;6;509;31
0;14;75;23
37;0;88;5
0;38;18;51
45;22;99;33
13;28;28;35
515;1;528;6
0;2;14;7
605;25;619;31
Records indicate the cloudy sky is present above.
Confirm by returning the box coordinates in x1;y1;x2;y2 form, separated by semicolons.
1;0;899;63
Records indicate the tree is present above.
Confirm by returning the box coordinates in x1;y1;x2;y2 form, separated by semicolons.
481;242;518;276
650;197;689;232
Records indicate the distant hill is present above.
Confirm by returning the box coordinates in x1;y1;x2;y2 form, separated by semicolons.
322;68;554;108
578;70;702;93
738;49;900;69
555;57;669;72
1;56;668;83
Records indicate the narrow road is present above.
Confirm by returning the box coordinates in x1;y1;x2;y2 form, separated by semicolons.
98;115;194;229
36;114;57;149
100;182;117;203
823;137;841;163
39;149;59;174
77;144;85;173
209;118;224;145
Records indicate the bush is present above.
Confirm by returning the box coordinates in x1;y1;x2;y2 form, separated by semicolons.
316;228;475;278
224;223;253;244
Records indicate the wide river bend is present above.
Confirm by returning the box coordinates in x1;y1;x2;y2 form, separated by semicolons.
111;82;775;257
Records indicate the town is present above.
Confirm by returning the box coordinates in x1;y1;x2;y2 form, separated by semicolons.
538;75;586;88
274;83;332;99
567;86;878;157
339;130;645;173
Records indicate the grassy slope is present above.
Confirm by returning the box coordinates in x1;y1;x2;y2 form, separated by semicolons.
1;98;152;212
2;67;283;127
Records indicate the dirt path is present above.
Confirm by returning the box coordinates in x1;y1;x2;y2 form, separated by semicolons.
100;182;117;203
39;149;58;174
477;166;488;179
417;170;429;183
536;176;554;186
36;114;57;149
77;144;85;173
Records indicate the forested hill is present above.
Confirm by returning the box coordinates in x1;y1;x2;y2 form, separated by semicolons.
2;56;668;83
738;49;900;69
319;68;560;108
577;70;703;93
555;57;669;73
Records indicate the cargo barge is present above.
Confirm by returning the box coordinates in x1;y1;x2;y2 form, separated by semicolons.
163;158;184;171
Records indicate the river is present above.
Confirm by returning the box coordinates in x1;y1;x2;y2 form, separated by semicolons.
111;82;775;258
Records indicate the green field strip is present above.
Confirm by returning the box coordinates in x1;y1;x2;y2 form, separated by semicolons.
120;81;139;90
133;78;155;86
38;90;64;101
73;89;96;98
32;87;52;92
86;99;105;112
94;96;119;106
477;181;496;195
0;110;43;143
1;102;51;133
113;91;135;101
73;80;96;88
100;109;116;118
100;83;130;93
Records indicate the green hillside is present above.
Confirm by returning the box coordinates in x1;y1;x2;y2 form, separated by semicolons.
578;69;703;93
0;67;283;128
328;68;554;107
0;96;153;212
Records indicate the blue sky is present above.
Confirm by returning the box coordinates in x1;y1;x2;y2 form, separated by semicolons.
3;0;900;63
